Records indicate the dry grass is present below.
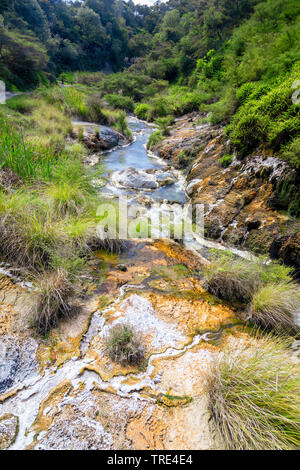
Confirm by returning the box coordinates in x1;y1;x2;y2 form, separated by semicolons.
207;334;300;450
104;323;145;366
32;268;77;334
203;253;262;303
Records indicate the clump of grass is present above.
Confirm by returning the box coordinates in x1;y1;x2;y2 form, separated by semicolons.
32;268;77;334
203;252;261;303
0;190;64;269
202;252;299;332
246;282;300;334
207;335;300;450
104;323;145;366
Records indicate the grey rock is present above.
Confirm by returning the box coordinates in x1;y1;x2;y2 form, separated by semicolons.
0;414;19;449
0;336;39;394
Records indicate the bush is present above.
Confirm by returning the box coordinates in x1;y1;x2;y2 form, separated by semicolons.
104;323;145;366
105;94;134;112
246;282;300;333
218;154;233;168
134;103;151;121
83;95;108;123
5;94;38;114
147;130;164;150
207;335;300;449
155;115;173;136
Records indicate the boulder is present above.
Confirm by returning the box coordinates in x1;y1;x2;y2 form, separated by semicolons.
0;336;38;394
112;168;177;191
73;124;123;151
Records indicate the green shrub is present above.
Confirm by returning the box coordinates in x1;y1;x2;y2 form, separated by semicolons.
0;118;64;180
207;334;300;449
228;112;268;156
148;96;170;119
105;94;134;112
134;103;151;120
155;115;173;136
218;154;233;168
209;88;237;124
147;130;164;150
104;323;145;366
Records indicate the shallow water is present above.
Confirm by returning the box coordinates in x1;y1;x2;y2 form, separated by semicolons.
97;116;253;259
99;116;188;205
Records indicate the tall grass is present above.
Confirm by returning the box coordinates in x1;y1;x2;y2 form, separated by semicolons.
202;252;299;333
0;118;61;180
202;252;262;303
32;268;77;334
207;335;300;450
247;282;300;333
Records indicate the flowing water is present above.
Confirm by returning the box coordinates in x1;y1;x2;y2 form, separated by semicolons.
97;116;254;260
0;113;251;450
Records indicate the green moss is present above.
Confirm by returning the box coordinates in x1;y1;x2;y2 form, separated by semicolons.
152;264;192;281
157;393;193;408
218;154;233;168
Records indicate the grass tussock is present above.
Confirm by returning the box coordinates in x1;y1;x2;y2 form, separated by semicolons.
246;282;300;334
32;268;77;335
104;323;145;366
202;252;262;303
207;335;300;450
202;251;299;334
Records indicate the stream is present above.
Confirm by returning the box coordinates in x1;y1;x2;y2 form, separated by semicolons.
0;113;251;450
83;116;254;261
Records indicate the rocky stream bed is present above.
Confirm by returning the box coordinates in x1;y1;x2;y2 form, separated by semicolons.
0;114;298;449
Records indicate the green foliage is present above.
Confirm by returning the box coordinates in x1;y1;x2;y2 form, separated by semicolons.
218;154;233;168
208;334;300;450
147;131;164;150
5;94;38;114
282;136;300;169
134;103;151;121
0;117;64;180
203;254;261;304
104;94;135;112
155;116;173;136
247;282;300;333
32;268;76;335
